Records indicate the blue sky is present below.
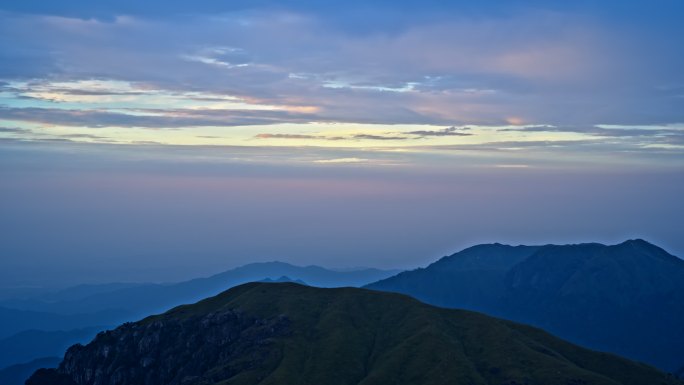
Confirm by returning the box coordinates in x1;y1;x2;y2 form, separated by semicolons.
0;1;683;286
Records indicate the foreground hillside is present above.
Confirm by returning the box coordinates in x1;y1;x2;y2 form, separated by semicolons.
28;283;681;385
366;239;684;371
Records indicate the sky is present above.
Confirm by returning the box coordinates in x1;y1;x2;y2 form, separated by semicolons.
1;1;683;287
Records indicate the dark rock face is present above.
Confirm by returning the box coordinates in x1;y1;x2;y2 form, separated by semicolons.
26;368;77;385
28;309;289;385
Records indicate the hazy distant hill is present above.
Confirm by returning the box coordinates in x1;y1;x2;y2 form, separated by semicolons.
27;283;682;385
1;262;399;317
0;262;399;371
0;357;60;385
0;307;119;340
258;276;307;285
0;327;104;369
366;239;684;371
33;283;146;303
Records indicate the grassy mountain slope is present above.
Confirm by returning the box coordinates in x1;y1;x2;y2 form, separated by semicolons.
27;283;682;385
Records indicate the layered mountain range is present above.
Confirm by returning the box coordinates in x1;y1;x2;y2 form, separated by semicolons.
366;239;684;371
0;263;398;383
6;239;684;384
27;283;682;385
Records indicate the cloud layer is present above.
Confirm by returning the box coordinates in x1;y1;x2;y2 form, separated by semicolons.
1;1;683;132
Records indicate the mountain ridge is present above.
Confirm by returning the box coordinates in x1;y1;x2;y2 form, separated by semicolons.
365;239;684;371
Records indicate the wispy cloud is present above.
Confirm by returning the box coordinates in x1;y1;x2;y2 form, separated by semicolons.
255;133;320;140
499;124;684;137
352;134;409;141
0;106;321;128
406;126;472;137
313;157;368;164
0;126;29;133
252;127;471;142
494;164;531;168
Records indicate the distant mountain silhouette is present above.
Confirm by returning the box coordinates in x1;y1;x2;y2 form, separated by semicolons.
258;276;307;285
0;262;398;371
27;283;682;385
0;357;60;385
366;239;684;371
0;327;104;369
1;262;398;318
32;283;146;303
0;307;119;340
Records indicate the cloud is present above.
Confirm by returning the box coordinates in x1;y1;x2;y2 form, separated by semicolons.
313;157;368;164
499;124;684;138
406;126;472;137
0;126;117;143
0;126;29;133
0;106;321;128
413;139;604;153
255;133;319;140
494;164;531;168
59;133;111;140
254;133;348;140
0;4;682;128
352;134;409;141
255;131;460;141
497;125;684;150
255;133;412;141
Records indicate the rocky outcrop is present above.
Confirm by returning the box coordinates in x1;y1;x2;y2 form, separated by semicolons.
27;309;289;385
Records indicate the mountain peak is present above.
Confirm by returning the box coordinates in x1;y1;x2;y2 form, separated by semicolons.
430;243;541;271
613;238;681;263
619;238;655;248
